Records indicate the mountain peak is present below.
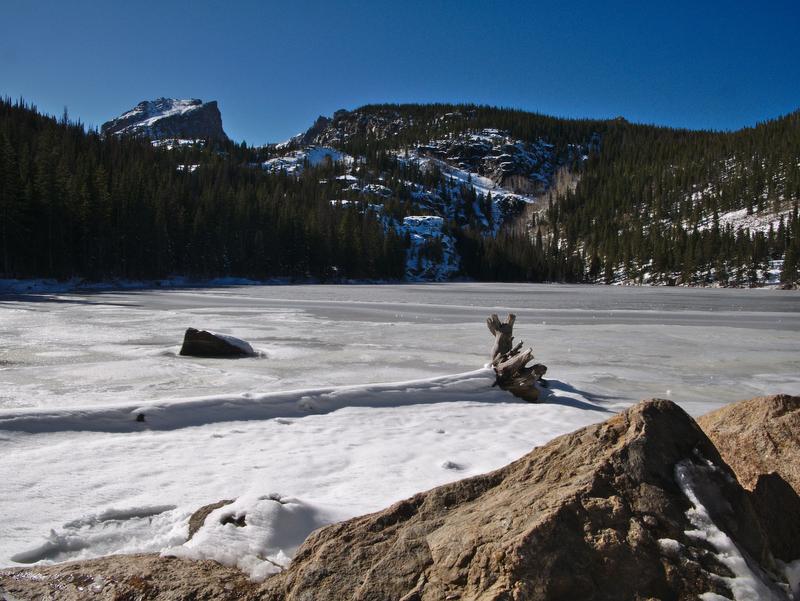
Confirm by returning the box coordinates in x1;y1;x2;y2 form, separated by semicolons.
101;98;227;141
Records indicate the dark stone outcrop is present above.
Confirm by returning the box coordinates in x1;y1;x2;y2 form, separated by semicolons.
101;98;228;141
296;115;332;146
179;328;255;358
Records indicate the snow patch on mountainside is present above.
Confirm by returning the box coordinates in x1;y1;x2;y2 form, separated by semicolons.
116;99;203;131
398;216;459;281
261;146;354;175
101;98;228;140
696;207;796;234
397;151;536;231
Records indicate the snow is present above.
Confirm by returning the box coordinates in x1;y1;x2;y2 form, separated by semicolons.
676;459;786;600
152;138;202;150
0;283;798;578
657;538;682;556
361;183;392;196
163;494;332;581
261;146;353;175
782;559;800;598
113;99;204;136
0;375;611;578
0;368;508;433
397;148;539;231
329;200;384;215
695;207;795;234
397;216;460;281
204;330;256;356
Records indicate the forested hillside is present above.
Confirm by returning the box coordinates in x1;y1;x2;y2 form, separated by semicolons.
299;103;800;286
1;98;798;286
0;99;405;281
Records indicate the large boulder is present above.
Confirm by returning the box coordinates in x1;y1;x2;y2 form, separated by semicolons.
179;328;255;358
258;399;791;600
698;394;800;562
698;394;800;493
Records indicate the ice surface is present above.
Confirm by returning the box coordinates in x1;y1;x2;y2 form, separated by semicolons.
0;283;798;573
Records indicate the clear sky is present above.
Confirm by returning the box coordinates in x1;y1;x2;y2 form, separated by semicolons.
2;0;798;144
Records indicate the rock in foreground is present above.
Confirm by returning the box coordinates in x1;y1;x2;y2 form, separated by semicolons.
698;394;800;493
179;328;255;358
3;398;798;600
259;399;791;600
698;394;800;563
0;554;258;600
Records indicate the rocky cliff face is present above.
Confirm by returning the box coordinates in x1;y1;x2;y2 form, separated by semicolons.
415;129;556;195
306;107;409;147
2;397;798;600
101;98;228;141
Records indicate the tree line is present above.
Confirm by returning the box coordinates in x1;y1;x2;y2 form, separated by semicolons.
1;98;798;286
0;98;406;281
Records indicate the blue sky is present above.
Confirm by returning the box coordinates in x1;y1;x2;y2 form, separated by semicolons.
2;0;798;144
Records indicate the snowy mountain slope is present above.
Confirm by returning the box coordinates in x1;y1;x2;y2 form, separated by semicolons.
414;128;556;194
101;98;228;141
398;216;460;281
258;110;591;279
260;145;353;175
88;98;799;286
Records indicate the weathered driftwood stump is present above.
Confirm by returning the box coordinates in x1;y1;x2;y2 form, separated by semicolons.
487;313;546;402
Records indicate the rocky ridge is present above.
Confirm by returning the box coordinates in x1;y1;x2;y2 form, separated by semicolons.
101;98;228;141
262;108;575;280
415;129;556;195
2;395;798;600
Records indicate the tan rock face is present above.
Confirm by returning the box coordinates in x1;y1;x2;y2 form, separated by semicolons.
698;394;800;563
0;554;259;600
3;398;796;601
256;400;783;601
698;394;800;493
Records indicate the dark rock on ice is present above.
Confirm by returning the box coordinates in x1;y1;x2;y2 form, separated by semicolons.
179;328;255;358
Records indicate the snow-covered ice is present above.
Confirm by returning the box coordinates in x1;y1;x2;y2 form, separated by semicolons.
0;283;798;577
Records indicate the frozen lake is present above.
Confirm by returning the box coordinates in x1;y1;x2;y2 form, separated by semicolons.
0;283;798;573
